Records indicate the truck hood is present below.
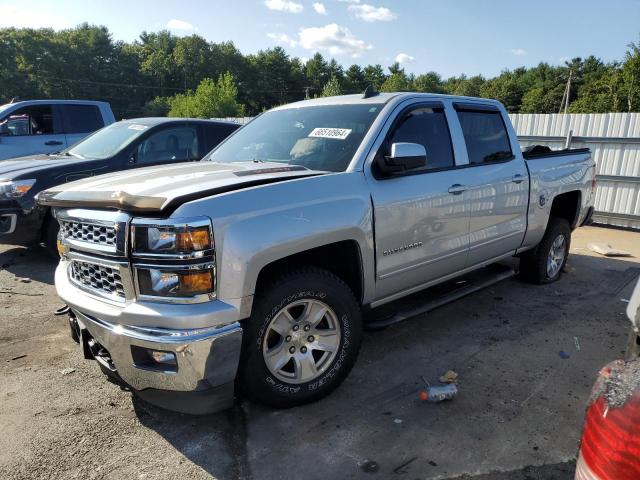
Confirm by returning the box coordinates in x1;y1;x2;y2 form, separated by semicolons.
37;161;326;213
0;153;92;179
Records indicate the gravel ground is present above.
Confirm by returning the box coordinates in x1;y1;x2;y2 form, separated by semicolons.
0;225;638;480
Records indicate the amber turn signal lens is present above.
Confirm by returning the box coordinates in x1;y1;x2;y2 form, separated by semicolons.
180;270;213;294
175;228;211;251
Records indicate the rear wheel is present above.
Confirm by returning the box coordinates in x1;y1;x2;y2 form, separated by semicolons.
520;216;571;284
238;267;362;408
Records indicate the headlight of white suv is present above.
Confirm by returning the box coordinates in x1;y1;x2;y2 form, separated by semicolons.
131;217;216;302
0;179;36;199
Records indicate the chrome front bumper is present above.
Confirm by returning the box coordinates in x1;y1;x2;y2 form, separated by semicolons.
72;309;242;413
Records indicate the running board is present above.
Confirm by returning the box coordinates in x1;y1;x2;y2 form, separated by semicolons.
366;264;516;329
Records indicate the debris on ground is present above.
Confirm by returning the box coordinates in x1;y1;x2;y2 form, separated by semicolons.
439;370;459;383
559;350;571;359
419;375;458;402
587;243;633;257
10;354;27;361
54;305;70;316
574;337;581;351
18;277;32;283
393;418;403;424
392;457;417;474
60;367;76;376
359;460;379;474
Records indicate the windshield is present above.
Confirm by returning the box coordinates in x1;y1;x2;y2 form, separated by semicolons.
205;104;383;172
63;122;150;160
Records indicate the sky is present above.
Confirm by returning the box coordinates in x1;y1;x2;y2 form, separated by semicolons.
1;0;639;78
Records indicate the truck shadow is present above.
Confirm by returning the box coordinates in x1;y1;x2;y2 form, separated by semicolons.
128;251;639;480
131;396;252;479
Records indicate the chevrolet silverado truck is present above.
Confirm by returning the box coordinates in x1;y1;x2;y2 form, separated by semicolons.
38;92;596;414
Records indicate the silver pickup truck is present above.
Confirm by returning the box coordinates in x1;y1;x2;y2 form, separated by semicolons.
39;92;596;414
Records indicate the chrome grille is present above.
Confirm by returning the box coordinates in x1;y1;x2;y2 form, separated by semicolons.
70;260;125;300
60;220;117;248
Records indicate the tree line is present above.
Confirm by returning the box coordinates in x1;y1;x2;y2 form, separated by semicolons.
1;24;639;119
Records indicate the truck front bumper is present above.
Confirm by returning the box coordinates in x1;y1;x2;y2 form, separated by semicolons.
69;309;242;414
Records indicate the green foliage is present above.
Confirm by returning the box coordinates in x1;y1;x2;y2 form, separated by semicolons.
167;73;244;118
321;75;342;97
1;24;639;116
380;72;409;92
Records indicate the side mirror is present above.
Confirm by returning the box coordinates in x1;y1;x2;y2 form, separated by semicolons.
128;150;137;164
0;121;9;137
376;142;427;175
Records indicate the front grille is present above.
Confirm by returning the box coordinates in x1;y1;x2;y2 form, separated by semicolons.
60;220;117;248
70;260;125;300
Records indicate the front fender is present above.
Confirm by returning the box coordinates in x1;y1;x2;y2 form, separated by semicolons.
172;172;375;310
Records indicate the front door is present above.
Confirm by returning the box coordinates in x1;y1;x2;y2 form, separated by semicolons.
368;103;470;301
0;104;67;159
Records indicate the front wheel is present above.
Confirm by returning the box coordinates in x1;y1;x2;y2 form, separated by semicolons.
238;267;362;408
520;216;571;284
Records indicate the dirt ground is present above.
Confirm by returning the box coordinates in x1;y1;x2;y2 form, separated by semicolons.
1;225;639;480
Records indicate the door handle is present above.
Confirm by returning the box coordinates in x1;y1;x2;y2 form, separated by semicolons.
45;140;63;146
448;184;467;195
512;174;525;184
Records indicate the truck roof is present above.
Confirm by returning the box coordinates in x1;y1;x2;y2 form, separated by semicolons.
1;99;112;108
118;117;240;127
273;92;503;110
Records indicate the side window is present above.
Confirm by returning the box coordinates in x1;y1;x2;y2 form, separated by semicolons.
456;110;513;164
0;105;56;136
136;126;198;165
63;105;104;134
389;107;455;171
204;124;237;152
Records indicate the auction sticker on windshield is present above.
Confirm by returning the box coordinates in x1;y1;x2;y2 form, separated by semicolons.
128;124;148;131
308;128;352;140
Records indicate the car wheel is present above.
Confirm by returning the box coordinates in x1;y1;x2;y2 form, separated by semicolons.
520;216;571;284
239;267;362;408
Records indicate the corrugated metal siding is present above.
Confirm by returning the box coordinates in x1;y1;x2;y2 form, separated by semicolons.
510;113;640;230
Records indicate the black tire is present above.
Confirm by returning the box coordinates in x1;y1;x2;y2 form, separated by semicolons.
519;216;571;284
238;267;362;408
42;215;60;258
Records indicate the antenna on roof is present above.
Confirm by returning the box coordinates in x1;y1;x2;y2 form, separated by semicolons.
362;85;379;99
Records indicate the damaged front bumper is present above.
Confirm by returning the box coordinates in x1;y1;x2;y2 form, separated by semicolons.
69;309;242;414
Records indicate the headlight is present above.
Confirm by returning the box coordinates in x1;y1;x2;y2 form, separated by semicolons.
132;217;213;258
136;264;216;300
0;179;36;199
131;217;216;303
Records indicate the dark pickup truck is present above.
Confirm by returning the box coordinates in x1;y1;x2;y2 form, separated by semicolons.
0;117;239;253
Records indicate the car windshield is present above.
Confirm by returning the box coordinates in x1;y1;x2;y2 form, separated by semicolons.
205;104;383;172
63;122;150;160
0;103;12;115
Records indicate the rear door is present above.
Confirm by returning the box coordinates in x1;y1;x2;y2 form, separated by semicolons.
61;104;106;146
0;104;67;158
453;103;529;265
367;101;470;301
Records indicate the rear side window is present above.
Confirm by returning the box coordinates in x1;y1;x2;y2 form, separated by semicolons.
204;123;239;152
62;105;104;134
389;107;454;171
0;105;56;136
456;110;513;164
136;125;199;164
